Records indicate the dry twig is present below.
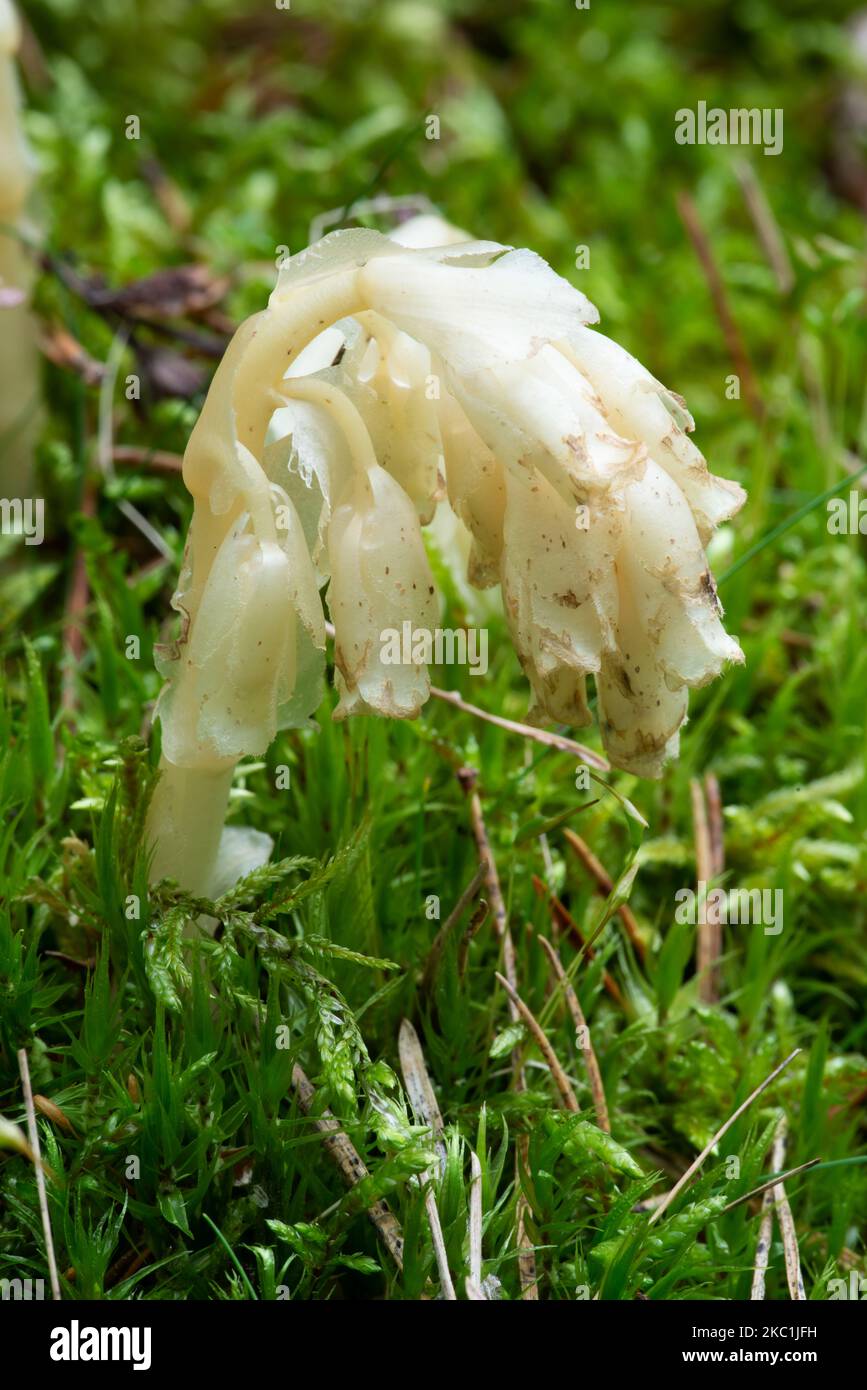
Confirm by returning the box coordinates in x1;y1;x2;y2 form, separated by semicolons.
458;767;538;1299
321;619;607;770
60;476;96;728
291;1063;404;1270
562;829;646;963
538;934;610;1132
495;971;580;1114
676;188;764;422
734;160;795;296
691;777;723;1004
17;1048;61;1300
431;686;608;769
468;1149;484;1289
112;444;184;472
752;1115;803;1299
421;863;486;994
649;1050;801;1227
397;1020;456;1299
532;875;626;1010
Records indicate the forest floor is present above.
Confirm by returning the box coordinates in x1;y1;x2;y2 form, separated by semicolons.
1;0;865;1300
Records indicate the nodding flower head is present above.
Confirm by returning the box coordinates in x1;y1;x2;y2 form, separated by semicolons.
149;214;744;892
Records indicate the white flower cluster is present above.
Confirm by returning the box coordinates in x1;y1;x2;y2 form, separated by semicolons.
148;215;744;892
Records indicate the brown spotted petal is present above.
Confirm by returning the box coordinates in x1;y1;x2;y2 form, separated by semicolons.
327;462;439;720
595;460;743;777
437;390;506;589
558;331;745;543
617;458;743;691
499;463;622;727
596;596;690;781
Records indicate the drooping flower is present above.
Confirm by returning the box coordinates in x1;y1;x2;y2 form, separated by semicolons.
147;214;744;896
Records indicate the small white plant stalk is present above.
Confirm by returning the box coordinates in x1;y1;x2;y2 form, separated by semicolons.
146;215;744;898
0;0;40;495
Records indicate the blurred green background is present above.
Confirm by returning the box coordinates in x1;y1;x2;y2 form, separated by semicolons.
1;0;866;1302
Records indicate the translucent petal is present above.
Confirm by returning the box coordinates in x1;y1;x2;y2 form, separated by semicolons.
451;348;646;516
327;465;440;719
558;331;745;540
158;508;324;766
328;311;443;522
619;459;743;688
499;465;620;726
208;826;275;900
358;245;599;376
389;214;472;248
437;391;506;587
595;613;689;780
264;398;353;579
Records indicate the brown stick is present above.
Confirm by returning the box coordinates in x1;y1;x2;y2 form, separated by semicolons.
772;1124;807;1301
398;1019;446;1160
291;1063;404;1270
514;1140;538;1301
420;863;486;994
750;1112;811;1295
705;773;725;882
432;686;608;769
691;778;721;1004
18;1049;61;1300
729;1159;819;1216
457;898;489;982
676;188;764;422
327;618;610;771
457;766;538;1299
468;1149;484;1290
397;1020;455;1300
751;1114;804;1300
532;875;626;1010
562;829;646;963
538;935;610;1132
106;1243;152;1291
649;1050;801;1227
495;972;580;1114
734;160;794;296
112;445;184;472
60;477;96;726
460;768;519;1000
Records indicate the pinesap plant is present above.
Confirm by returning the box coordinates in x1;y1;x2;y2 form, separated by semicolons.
146;216;744;898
